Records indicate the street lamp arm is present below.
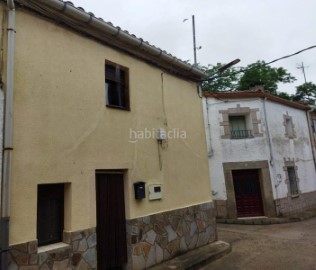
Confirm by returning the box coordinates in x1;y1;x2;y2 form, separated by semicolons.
200;58;241;82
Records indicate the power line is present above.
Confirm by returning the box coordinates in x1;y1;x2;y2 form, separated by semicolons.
203;45;316;82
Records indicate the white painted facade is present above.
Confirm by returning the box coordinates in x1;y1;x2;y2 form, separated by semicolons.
204;95;316;202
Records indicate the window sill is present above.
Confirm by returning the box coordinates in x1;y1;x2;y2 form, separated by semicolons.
38;242;70;254
230;136;254;140
106;104;130;111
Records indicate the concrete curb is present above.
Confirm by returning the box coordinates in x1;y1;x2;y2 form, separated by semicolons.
217;208;316;225
148;240;231;270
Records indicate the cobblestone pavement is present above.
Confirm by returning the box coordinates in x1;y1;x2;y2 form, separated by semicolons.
200;217;316;270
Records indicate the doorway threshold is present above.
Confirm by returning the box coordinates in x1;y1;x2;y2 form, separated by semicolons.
238;216;267;220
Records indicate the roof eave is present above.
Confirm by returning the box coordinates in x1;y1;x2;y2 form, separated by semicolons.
15;0;207;81
204;91;309;111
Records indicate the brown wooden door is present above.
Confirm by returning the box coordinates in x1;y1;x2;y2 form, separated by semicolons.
96;171;127;269
232;169;264;217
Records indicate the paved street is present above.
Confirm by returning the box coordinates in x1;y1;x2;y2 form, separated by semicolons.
201;217;316;270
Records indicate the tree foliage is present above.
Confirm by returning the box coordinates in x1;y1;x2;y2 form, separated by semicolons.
276;91;293;100
201;63;240;92
292;82;316;104
202;60;296;94
201;60;316;104
236;61;296;94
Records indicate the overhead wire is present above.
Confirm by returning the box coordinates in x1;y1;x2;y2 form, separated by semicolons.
203;45;316;82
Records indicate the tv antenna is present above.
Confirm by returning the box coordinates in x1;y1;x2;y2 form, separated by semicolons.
297;62;309;83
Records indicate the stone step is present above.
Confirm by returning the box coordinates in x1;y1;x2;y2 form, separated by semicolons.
148;240;231;270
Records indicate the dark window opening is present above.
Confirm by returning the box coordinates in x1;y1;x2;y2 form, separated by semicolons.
105;63;129;110
37;184;64;246
287;167;299;195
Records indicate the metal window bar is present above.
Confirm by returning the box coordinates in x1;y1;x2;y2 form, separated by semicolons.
230;129;253;139
287;167;299;195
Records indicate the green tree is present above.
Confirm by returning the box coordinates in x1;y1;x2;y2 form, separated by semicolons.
293;82;316;104
201;63;240;92
237;61;296;94
276;91;293;100
201;60;296;94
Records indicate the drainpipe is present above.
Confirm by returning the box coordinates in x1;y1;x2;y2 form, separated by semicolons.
263;98;280;215
1;0;15;268
204;97;213;157
306;107;316;170
263;98;274;166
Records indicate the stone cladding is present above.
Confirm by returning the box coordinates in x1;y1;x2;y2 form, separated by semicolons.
8;202;216;270
8;228;96;270
126;202;216;270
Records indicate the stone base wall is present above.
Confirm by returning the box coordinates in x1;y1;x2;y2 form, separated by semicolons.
8;228;97;270
275;190;316;216
214;200;228;218
126;201;217;270
8;202;216;270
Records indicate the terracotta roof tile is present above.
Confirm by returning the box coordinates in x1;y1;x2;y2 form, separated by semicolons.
204;91;309;111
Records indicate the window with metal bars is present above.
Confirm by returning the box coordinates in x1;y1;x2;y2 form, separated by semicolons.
287;167;299;195
229;115;253;139
105;63;130;110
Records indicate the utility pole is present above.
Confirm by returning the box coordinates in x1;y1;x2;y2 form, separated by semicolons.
297;62;308;84
192;15;197;65
183;15;200;65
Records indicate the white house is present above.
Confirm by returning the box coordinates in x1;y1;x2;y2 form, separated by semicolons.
204;89;316;218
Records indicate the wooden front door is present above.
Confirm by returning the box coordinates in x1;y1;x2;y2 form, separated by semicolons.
96;171;127;269
232;169;264;217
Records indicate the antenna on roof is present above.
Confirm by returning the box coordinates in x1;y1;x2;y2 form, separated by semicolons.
183;15;201;65
297;62;309;84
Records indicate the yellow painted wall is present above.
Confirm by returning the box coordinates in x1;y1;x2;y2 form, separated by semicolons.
6;8;211;245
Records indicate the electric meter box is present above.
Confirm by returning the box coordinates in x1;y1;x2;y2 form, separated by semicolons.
149;184;162;200
157;128;167;141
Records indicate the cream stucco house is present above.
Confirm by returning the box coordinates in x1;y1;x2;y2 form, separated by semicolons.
0;1;216;269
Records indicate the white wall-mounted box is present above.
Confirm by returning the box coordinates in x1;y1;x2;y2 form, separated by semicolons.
149;184;162;200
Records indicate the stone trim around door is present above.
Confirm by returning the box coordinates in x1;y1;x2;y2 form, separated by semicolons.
222;160;276;219
126;201;217;270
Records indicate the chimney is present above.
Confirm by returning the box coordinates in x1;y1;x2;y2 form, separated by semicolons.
249;85;265;92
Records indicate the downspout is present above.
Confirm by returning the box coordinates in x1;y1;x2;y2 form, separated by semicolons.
263;98;274;166
203;97;216;198
204;97;213;157
263;98;280;215
1;0;15;269
306;107;316;170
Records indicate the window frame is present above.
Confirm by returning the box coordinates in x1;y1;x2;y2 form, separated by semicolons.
229;114;253;139
283;160;300;198
283;114;296;139
219;104;262;139
37;184;65;246
287;166;299;196
105;61;130;111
